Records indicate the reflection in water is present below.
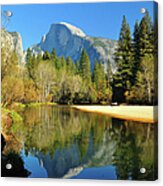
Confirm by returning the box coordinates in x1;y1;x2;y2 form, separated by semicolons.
2;106;157;180
1;135;30;177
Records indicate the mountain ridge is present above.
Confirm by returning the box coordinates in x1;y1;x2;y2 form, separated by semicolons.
29;22;117;70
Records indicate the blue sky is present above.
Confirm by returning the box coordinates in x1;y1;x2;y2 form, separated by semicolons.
2;1;155;50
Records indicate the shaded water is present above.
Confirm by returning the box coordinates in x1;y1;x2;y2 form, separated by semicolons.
2;106;157;180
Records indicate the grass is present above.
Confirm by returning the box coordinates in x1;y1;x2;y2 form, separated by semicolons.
26;102;57;107
2;108;23;124
1;108;23;136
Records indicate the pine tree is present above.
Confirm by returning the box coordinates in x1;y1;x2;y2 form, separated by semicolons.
153;12;158;105
60;56;66;69
51;48;58;66
113;16;133;103
43;51;51;60
26;49;34;79
132;20;140;84
128;54;154;104
153;13;158;59
139;11;153;59
51;48;57;60
75;60;80;74
135;11;154;104
26;53;40;81
66;56;76;73
36;53;42;62
92;60;107;102
106;59;113;103
79;49;91;84
92;60;99;89
106;59;113;84
99;61;106;92
26;48;32;64
128;11;155;105
51;49;63;69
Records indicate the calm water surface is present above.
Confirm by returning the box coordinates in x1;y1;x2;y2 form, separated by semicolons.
3;106;157;180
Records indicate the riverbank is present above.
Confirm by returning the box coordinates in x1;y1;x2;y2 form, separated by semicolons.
12;102;57;108
72;105;158;123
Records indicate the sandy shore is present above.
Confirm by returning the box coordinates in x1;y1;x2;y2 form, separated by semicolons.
72;105;158;123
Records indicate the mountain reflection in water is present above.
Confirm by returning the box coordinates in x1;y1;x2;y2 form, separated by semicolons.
2;106;157;180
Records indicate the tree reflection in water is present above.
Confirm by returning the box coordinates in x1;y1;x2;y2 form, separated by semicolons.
1;135;30;177
1;106;157;180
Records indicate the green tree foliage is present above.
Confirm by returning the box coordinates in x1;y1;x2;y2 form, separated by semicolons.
35;61;56;102
51;48;57;60
58;74;83;104
127;54;154;104
153;13;158;59
132;20;140;83
112;11;156;105
59;56;66;69
92;60;99;89
36;53;42;62
112;120;141;180
43;50;51;60
139;11;153;59
112;16;133;103
23;77;38;103
26;49;39;80
2;76;24;106
126;12;155;105
132;11;154;82
92;61;109;103
66;56;76;74
1;45;24;106
24;47;110;105
51;49;62;69
1;47;19;80
26;48;32;65
98;62;106;93
153;13;158;104
79;49;91;84
2;10;157;106
106;59;113;84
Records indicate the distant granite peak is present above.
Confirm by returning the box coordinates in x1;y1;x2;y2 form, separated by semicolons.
29;22;118;70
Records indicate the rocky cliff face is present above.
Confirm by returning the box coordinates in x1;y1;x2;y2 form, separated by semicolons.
1;29;24;64
30;22;117;70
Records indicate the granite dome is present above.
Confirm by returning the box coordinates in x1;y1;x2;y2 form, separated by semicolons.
29;22;117;70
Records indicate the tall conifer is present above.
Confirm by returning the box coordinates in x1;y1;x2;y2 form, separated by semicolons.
139;11;153;59
113;16;133;102
79;49;91;84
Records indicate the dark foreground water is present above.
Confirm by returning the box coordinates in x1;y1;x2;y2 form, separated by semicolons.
2;106;158;180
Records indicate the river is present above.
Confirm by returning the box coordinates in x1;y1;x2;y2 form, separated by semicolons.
2;106;157;180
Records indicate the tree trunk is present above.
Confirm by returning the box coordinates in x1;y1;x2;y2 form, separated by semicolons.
147;80;151;104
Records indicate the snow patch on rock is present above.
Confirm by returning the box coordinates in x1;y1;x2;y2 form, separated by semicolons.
58;22;86;37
